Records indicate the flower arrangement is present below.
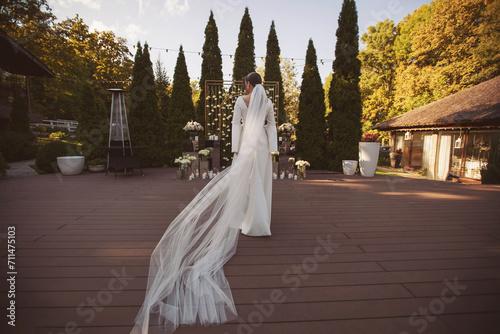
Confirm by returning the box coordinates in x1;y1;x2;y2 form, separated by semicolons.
198;148;212;161
174;154;197;180
278;123;295;137
295;160;310;179
183;120;204;132
361;133;380;142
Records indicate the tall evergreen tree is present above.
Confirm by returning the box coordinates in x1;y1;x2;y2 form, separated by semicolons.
166;45;195;163
264;21;285;124
296;39;327;170
327;0;362;171
155;56;170;124
232;7;255;82
128;42;167;167
198;10;223;144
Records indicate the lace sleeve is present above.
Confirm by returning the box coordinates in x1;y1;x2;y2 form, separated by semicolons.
231;98;243;153
264;99;278;153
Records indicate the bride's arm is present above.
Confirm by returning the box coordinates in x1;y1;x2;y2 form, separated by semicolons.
264;100;278;153
231;98;243;153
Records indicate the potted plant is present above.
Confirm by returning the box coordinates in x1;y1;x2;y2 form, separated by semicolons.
87;158;107;173
390;148;403;168
359;133;380;177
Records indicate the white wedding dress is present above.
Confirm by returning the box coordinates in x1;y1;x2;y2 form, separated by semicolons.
131;84;278;334
231;95;277;236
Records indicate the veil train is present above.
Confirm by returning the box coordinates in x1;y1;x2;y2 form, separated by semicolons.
132;84;270;334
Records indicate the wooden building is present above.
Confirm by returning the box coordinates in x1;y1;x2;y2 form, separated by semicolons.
373;76;500;182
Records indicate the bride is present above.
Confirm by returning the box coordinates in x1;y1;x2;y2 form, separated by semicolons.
132;72;278;333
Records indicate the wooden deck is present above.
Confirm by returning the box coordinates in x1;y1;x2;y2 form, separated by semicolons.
1;167;500;334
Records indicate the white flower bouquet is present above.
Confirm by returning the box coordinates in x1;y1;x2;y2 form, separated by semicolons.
175;154;197;179
278;122;295;134
295;160;310;179
198;149;211;161
183;120;204;132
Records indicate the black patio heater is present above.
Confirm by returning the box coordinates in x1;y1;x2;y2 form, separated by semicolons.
106;88;144;177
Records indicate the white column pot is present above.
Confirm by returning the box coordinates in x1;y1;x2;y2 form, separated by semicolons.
358;142;380;177
57;156;85;176
342;160;358;175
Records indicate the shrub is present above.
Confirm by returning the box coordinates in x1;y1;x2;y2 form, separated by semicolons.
0;131;38;162
49;131;68;141
0;152;10;177
378;151;391;167
35;141;79;174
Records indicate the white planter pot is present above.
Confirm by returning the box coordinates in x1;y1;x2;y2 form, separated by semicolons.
359;142;380;177
57;156;85;176
342;160;358;175
88;164;106;173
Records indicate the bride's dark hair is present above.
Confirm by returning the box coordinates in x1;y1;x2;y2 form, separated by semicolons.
243;72;262;88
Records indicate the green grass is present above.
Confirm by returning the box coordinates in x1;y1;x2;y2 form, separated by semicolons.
375;169;402;177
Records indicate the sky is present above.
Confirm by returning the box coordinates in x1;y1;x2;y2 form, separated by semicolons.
46;0;432;83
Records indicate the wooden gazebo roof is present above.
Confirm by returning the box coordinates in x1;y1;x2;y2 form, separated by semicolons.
372;76;500;131
0;28;55;78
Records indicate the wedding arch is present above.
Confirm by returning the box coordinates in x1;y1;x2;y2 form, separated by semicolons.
204;80;279;167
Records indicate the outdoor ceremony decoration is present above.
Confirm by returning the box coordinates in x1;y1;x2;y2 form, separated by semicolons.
295;160;310;180
183;120;204;132
359;134;380;177
278;122;295;139
204;80;279;168
174;154;197;180
198;148;213;175
198;148;212;161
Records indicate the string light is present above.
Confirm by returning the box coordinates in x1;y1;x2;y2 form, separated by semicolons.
127;44;333;64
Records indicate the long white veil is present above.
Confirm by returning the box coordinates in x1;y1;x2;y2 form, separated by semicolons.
132;84;270;334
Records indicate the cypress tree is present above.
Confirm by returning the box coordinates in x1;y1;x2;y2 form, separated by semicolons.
264;21;285;124
197;10;223;144
232;7;255;81
296;39;327;170
128;42;167;167
166;45;195;163
155;57;170;125
327;0;362;171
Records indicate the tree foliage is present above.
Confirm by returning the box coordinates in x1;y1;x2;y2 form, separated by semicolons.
327;0;362;171
296;39;327;170
281;57;300;125
391;0;500;117
359;19;397;140
197;11;223;144
166;46;195;164
8;96;32;134
264;21;285;124
232;7;255;81
128;42;166;167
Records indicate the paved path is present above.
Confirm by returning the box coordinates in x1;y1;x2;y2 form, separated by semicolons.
1;168;499;334
2;159;38;178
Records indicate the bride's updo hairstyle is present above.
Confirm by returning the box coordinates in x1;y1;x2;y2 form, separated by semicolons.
243;72;262;88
